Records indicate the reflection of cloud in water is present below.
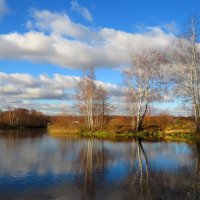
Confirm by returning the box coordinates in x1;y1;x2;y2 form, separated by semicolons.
141;142;194;170
0;136;110;177
0;130;200;200
0;135;194;177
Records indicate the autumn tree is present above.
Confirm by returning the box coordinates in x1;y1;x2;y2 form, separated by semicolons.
76;67;113;130
0;108;49;128
124;49;164;131
170;16;200;133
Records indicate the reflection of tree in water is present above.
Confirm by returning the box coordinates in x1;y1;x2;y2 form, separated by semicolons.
76;138;106;200
123;138;151;200
191;142;200;199
137;139;151;200
0;129;46;149
0;128;46;139
122;140;200;200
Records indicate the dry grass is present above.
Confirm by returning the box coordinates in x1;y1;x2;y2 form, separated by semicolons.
48;124;79;136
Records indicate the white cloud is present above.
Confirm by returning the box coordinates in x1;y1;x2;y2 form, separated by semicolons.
0;72;124;113
0;98;70;114
29;9;92;38
0;5;178;69
71;0;93;22
0;9;179;114
0;0;8;19
0;71;179;115
0;9;175;69
0;72;79;100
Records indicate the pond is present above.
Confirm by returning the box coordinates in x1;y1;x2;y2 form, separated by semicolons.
0;129;199;200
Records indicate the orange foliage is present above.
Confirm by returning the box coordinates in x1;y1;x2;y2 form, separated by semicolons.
0;108;49;128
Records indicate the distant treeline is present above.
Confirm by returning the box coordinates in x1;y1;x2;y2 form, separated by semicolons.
0;107;193;133
0;108;49;129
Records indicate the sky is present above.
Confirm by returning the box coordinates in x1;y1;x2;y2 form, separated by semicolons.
0;0;199;115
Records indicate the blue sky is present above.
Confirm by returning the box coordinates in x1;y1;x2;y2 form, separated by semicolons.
0;0;198;114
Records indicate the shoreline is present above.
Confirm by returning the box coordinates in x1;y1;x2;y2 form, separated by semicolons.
47;125;199;143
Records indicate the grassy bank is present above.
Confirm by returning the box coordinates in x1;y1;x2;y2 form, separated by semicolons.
48;124;200;142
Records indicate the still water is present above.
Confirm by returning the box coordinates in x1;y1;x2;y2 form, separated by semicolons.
0;129;199;200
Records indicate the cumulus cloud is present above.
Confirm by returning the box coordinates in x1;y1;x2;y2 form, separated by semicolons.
0;72;79;100
0;72;124;113
71;0;93;22
0;71;179;115
0;97;72;114
28;9;92;38
0;9;178;114
0;9;175;69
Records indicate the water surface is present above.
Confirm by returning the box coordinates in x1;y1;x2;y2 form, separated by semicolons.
0;129;199;200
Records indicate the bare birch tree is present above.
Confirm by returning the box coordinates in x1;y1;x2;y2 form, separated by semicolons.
124;49;164;131
76;67;113;130
170;16;200;133
93;86;113;129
